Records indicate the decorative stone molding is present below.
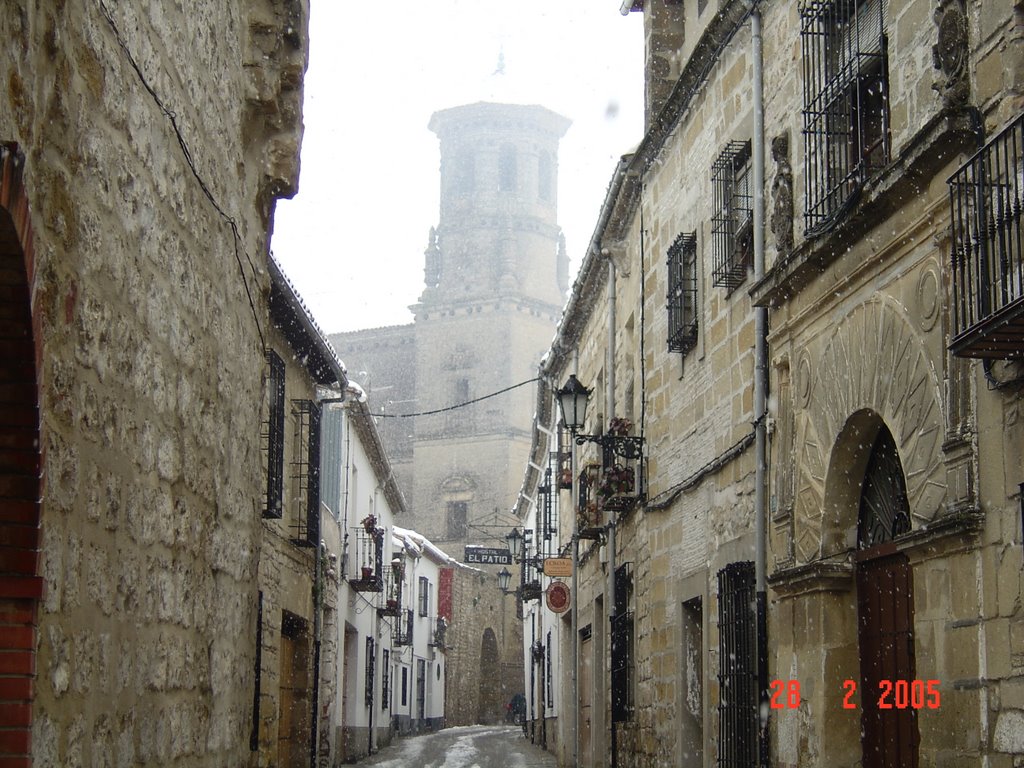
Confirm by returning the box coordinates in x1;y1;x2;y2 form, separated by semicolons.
770;133;794;257
932;0;970;107
791;299;947;563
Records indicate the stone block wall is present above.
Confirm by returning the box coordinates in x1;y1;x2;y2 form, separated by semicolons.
1;1;308;764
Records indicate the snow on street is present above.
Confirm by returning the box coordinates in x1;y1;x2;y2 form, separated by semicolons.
352;725;558;768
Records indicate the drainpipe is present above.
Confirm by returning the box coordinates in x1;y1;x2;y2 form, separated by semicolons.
751;6;770;767
310;541;322;768
605;259;618;768
570;351;580;768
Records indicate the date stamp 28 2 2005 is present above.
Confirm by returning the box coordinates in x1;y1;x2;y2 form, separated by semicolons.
768;679;941;710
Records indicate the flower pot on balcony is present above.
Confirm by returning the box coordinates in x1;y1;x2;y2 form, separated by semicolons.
361;566;374;581
386;598;398;610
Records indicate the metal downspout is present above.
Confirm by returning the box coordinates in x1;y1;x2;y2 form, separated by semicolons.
751;6;770;766
606;260;618;768
571;350;580;768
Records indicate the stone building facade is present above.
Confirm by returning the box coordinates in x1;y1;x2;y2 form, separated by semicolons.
0;1;309;764
332;100;571;727
516;1;1024;767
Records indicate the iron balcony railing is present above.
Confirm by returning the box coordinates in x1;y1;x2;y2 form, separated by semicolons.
948;111;1024;358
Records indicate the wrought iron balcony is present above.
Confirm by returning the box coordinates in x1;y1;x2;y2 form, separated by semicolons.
428;616;448;649
349;525;384;592
949;111;1024;359
393;608;413;647
377;565;403;617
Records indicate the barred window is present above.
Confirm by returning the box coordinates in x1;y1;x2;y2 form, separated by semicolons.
381;649;391;710
364;637;376;707
667;232;699;353
499;144;517;192
290;399;321;547
801;0;889;235
611;563;634;722
711;142;753;290
717;561;757;768
262;351;286;518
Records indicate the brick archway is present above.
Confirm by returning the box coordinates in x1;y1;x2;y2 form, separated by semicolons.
0;142;42;762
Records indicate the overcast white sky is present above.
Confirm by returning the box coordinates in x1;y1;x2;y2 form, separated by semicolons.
271;1;645;334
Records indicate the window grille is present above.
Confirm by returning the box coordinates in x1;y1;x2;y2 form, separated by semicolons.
717;561;757;768
948;111;1024;358
611;562;634;722
711;142;753;290
393;608;413;647
290;399;321;547
381;649;391;710
801;0;889;235
262;352;286;518
250;591;262;751
401;667;408;706
365;637;375;707
540;459;557;543
546;630;554;708
667;231;699;353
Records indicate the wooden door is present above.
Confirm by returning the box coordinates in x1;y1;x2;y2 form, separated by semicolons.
856;552;919;768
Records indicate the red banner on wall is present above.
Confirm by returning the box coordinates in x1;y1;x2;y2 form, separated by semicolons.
439;567;453;621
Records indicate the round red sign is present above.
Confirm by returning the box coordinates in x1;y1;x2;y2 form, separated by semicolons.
546;580;571;614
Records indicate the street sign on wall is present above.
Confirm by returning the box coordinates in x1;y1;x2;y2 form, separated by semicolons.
463;546;512;565
543;557;573;577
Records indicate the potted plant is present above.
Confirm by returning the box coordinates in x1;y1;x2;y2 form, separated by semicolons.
361;514;378;533
608;416;633;437
599;464;635;499
558;468;573;489
361;565;374;581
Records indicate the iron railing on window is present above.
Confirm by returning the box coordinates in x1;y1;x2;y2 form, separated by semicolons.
381;649;391;710
801;0;889;235
668;231;699;353
611;563;634;723
948;111;1024;358
378;565;403;616
290;399;321;547
365;637;375;707
429;616;448;649
711;142;753;290
261;352;286;518
717;561;757;768
392;608;413;647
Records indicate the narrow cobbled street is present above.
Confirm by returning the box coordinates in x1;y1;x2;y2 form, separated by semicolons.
352;726;557;768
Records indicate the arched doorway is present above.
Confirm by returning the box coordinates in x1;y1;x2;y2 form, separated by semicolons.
855;423;919;768
477;627;501;724
0;143;42;756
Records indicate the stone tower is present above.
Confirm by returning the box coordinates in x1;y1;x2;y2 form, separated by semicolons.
332;100;570;725
413;102;570;548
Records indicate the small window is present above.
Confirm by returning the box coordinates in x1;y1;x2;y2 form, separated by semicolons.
538;151;552;202
381;649;391;710
262;352;286;518
401;666;408;706
711;141;753;290
667;232;699;354
454;152;475;196
499;144;517;192
418;576;430;617
447;501;468;540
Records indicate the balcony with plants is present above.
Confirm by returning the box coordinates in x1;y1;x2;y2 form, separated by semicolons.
349;514;384;592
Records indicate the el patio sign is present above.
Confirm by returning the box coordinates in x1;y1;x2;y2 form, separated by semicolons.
464;546;512;565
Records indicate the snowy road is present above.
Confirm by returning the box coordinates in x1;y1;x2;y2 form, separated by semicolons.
352;725;558;768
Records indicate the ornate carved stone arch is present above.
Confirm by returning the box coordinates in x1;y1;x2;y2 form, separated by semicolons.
0;142;42;753
792;298;946;563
